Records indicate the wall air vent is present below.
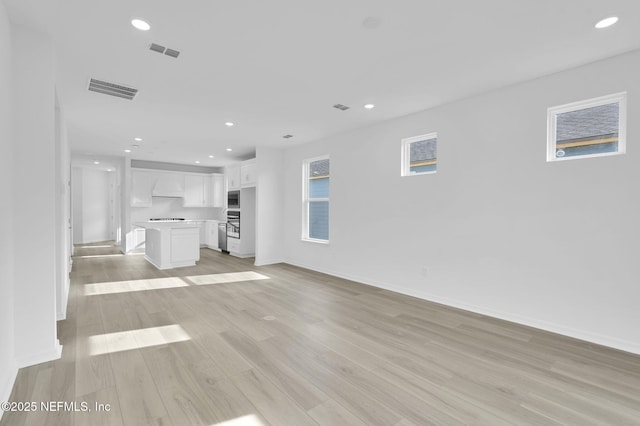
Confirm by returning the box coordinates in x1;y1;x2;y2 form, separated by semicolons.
88;78;138;100
149;43;181;59
333;104;350;111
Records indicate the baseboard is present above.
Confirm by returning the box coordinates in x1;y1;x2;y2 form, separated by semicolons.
254;257;285;267
284;260;640;356
0;362;18;420
15;341;63;369
230;252;255;259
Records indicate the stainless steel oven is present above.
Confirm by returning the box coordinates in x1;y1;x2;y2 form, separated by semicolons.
227;211;240;239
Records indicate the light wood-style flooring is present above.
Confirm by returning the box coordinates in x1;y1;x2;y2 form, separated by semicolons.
2;242;640;425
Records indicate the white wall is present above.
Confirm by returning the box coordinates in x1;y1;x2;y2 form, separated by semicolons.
0;0;17;410
282;49;640;354
255;146;285;265
72;167;114;244
11;24;61;367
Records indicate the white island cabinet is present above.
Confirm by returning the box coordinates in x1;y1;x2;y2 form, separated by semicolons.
134;222;200;270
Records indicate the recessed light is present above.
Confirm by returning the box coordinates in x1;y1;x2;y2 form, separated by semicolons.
225;122;234;127
107;169;113;172
226;148;233;152
195;160;200;164
131;19;150;31
364;104;375;109
208;155;215;158
134;137;142;141
93;161;100;165
595;16;618;29
124;149;132;153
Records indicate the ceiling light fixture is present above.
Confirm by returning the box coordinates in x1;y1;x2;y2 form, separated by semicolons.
226;148;233;152
93;161;100;165
595;16;618;29
195;160;200;164
131;19;151;31
208;155;214;158
134;137;142;141
124;149;132;153
364;104;375;109
225;122;234;127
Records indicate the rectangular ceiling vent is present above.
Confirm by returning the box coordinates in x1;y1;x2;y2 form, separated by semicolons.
88;78;138;100
333;104;350;111
149;43;181;59
149;43;166;54
282;134;294;139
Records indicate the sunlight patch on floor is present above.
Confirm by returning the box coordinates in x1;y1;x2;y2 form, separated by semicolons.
212;414;266;426
84;277;189;296
89;324;191;356
186;271;270;285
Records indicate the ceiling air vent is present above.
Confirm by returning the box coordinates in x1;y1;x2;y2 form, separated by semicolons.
149;43;166;54
164;48;180;58
282;134;294;139
88;78;138;100
149;43;181;59
333;104;350;111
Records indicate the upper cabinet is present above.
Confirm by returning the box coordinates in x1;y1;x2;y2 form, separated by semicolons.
183;175;206;207
226;165;241;190
210;174;225;208
131;170;157;207
240;160;256;188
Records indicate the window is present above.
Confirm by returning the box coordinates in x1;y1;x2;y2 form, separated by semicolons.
303;156;329;242
547;92;626;162
401;132;437;176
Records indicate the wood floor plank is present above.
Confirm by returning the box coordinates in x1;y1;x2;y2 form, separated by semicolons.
229;369;319;426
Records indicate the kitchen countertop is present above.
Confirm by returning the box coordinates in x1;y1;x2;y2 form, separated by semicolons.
134;221;201;230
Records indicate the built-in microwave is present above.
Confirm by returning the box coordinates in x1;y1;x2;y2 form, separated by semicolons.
227;190;240;209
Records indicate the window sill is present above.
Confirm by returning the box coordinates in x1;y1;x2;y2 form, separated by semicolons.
301;238;329;245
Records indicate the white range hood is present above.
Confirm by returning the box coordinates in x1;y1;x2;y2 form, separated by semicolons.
152;173;184;197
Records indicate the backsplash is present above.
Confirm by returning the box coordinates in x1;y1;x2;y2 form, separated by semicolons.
131;197;226;223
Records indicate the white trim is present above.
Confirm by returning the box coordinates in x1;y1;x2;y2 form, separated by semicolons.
283;259;640;356
546;92;627;162
401;132;438;176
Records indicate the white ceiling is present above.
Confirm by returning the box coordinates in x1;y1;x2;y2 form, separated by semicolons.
5;0;640;171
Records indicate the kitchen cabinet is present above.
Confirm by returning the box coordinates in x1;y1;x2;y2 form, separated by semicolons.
131;170;157;207
240;160;256;187
183;175;206;207
226;165;241;190
210;174;225;208
132;226;146;252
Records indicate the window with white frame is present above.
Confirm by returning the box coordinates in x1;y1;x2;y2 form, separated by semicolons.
302;156;329;242
401;132;437;176
547;92;626;162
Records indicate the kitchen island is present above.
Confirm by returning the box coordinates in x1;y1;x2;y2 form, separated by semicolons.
134;221;200;269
